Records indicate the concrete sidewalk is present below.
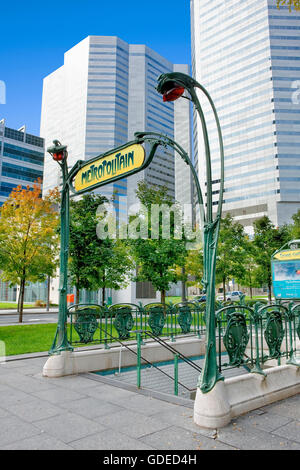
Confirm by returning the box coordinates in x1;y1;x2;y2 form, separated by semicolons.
0;357;299;450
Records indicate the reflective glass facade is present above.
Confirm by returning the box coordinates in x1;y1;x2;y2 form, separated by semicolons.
41;37;188;222
0;121;44;206
191;0;300;229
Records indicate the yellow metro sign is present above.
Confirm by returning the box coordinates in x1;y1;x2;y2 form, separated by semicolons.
74;143;145;192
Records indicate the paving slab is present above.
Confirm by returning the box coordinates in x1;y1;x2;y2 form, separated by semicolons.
0;406;11;418
271;421;300;443
61;397;124;420
216;421;300;450
230;411;293;433
0;373;57;393
5;399;64;423
150;408;217;437
0;415;41;447
1;434;73;450
31;386;88;405
44;374;102;391
0;386;37;408
115;393;182;416
34;412;106;444
259;397;300;421
86;385;140;403
0;357;300;450
94;409;171;439
140;425;236;450
69;429;156;450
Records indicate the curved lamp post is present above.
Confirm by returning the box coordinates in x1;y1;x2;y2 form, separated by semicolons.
47;140;73;354
157;72;225;393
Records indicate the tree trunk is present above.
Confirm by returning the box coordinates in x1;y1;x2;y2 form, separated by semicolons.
102;287;105;306
181;266;187;302
268;281;272;302
223;277;226;302
250;285;253;299
102;274;106;306
17;287;21;315
18;278;26;323
46;275;50;312
161;290;166;305
75;285;80;305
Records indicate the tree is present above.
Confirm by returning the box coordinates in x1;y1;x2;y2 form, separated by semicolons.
128;181;188;304
252;216;291;301
69;193;133;305
0;181;59;322
97;239;134;305
216;214;246;300
176;244;204;300
291;209;300;240
236;237;260;299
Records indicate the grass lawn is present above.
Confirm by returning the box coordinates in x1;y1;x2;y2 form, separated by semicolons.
0;303;36;310
166;296;196;304
0;324;58;356
0;315;199;356
1;323;91;356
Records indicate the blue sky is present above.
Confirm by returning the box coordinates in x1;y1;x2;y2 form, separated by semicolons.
0;0;191;136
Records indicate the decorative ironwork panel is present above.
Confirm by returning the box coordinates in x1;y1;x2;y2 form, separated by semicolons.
113;307;134;340
264;311;285;359
74;309;98;343
178;306;192;334
148;306;165;336
223;312;249;366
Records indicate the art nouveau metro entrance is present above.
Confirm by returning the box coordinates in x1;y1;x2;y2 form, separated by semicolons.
44;72;300;429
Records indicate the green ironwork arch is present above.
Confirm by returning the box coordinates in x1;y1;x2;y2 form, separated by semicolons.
47;72;226;394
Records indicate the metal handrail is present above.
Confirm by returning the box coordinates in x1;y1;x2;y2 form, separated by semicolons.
142;331;202;373
97;325;192;392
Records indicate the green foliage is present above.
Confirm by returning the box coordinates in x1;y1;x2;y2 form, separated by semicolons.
69;193;133;303
252;216;291;300
0;181;59;321
128;181;188;302
235;237;260;298
216;214;246;298
291;209;300;240
181;245;203;289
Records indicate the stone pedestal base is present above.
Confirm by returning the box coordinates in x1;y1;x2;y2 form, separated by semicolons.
42;351;75;378
194;365;300;429
194;381;231;429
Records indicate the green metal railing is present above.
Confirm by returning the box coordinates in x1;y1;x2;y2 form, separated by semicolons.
216;301;300;375
66;299;300;380
66;301;206;347
135;330;202;396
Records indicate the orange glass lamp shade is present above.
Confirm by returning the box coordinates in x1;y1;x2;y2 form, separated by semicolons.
53;152;65;161
163;86;185;102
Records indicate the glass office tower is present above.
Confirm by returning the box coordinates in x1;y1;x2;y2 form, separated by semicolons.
41;36;191;221
40;35;191;304
0;119;45;302
191;0;300;231
0;119;44;205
